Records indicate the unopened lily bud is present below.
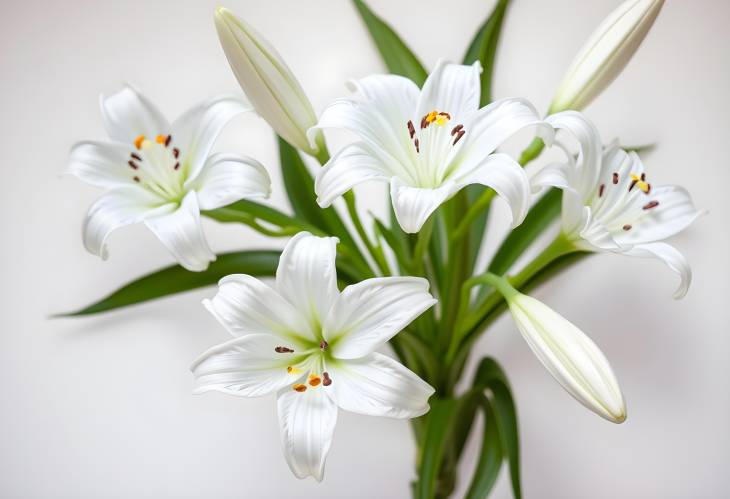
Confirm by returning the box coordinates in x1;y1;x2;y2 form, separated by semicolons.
549;0;665;113
215;7;323;156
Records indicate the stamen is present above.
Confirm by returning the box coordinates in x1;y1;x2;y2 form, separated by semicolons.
451;124;463;136
127;160;139;170
155;135;166;145
643;200;659;210
598;184;605;197
174;162;180;170
407;120;415;139
322;372;332;386
438;112;451;120
612;173;619;184
133;176;140;183
130;153;142;161
319;340;329;351
274;346;294;353
645;183;652;194
292;384;307;393
452;130;465;145
164;135;172;147
134;135;145;150
629;179;638;191
414;138;420;153
308;375;321;387
420;116;428;129
287;366;302;374
641;173;646;181
623;224;632;231
173;148;180;158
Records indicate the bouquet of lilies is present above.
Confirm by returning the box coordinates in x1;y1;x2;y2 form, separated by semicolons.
62;0;702;497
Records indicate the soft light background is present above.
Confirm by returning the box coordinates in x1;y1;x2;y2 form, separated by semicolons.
1;0;727;497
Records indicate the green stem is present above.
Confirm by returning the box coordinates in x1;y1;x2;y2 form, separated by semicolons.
411;217;434;275
518;137;545;166
451;189;495;242
344;192;390;275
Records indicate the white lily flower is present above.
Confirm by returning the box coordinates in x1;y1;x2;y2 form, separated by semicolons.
533;111;703;298
549;0;665;112
68;85;271;271
504;287;627;423
191;232;436;481
311;60;553;233
215;7;323;156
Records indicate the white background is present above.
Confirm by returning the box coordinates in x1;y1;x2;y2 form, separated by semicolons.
1;0;728;497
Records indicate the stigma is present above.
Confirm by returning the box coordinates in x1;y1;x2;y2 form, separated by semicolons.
629;173;651;194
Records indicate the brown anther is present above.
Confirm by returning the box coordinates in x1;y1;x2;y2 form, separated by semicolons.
133;176;140;183
293;384;307;392
641;173;646;181
164;135;172;147
451;124;464;136
612;172;619;184
174;162;180;170
127;160;139;170
623;224;632;231
629;179;638;191
319;340;329;351
452;130;465;145
643;200;659;210
407;120;415;139
645;183;652;194
438;112;451;119
274;346;294;353
130;153;142;161
598;184;605;197
322;372;332;386
414;138;420;153
308;375;321;387
173;148;180;158
420;116;428;129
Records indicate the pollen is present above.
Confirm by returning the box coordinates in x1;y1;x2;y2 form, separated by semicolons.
134;135;146;150
629;173;651;194
308;375;321;387
424;110;450;126
155;134;167;144
292;383;307;392
287;366;302;374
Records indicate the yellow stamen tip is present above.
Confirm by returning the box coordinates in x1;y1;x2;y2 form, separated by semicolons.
287;366;301;374
292;383;307;392
308;375;321;387
155;134;166;144
134;135;145;150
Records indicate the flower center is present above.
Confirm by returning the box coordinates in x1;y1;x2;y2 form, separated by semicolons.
127;134;185;201
594;170;659;233
274;343;334;393
404;110;466;187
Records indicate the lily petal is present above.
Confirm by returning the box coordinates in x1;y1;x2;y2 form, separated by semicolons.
191;334;301;398
192;153;271;210
325;352;434;418
144;191;215;272
173;95;251;183
100;84;170;143
276;232;340;326
203;273;314;345
623;241;692;299
83;187;174;259
326;277;436;359
315;142;390;207
67;141;137;189
453;153;531;228
390;177;458;233
277;385;338;481
508;293;626;423
416;60;481;120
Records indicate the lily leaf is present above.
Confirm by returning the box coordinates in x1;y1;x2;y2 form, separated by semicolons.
352;0;428;86
56;250;282;317
415;397;460;499
464;395;504;499
204;199;320;237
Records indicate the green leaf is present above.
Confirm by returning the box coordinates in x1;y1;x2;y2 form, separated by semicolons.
56;250;281;317
204;199;320;237
473;357;521;499
373;218;411;270
464;185;490;275
488;188;562;276
464;395;504;499
352;0;428;86
416;398;460;499
463;0;510;105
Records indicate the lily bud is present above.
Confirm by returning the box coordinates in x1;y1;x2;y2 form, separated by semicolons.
492;277;626;423
549;0;665;113
214;7;323;156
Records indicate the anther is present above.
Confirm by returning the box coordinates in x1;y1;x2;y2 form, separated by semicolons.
322;372;332;386
155;135;166;144
641;173;646;181
407;120;415;139
414;138;420;153
644;183;651;194
319;340;329;351
292;384;307;393
420;116;428;130
287;366;302;374
130;153;142;161
308;375;321;387
451;124;463;136
623;224;632;231
134;135;145;150
629;179;638;191
127;160;139;170
612;173;619;184
598;184;605;197
439;112;451;120
164;135;172;147
133;176;140;183
643;200;659;210
452;130;465;145
173;148;180;158
174;162;180;170
275;346;294;353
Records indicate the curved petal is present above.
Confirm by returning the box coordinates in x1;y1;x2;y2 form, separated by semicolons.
100;84;170;143
325;277;436;359
83;187;173;259
191;334;303;398
390;177;458;233
315;142;390;207
173;95;251;182
622;242;692;299
453;153;531;227
67;141;137;189
277;385;338;481
192;153;271;210
509;293;626;423
416;60;481;120
144;191;215;272
325;353;434;418
276;232;339;327
203;274;315;345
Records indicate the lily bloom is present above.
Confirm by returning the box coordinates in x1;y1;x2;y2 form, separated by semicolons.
311;60;553;233
191;232;436;480
533;111;703;298
68;85;271;271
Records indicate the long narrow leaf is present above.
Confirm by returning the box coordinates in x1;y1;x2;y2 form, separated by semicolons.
352;0;428;85
56;250;281;317
416;398;460;499
465;395;504;499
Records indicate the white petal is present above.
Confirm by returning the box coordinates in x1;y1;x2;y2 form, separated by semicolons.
623;242;692;299
314;142;390;207
192;153;271;210
277;385;338;481
83;187;174;259
144;191;215;271
390;177;458;233
203;273;314;345
416;60;481;119
325;353;434;418
191;334;301;398
100;85;170;143
67;141;137;188
452;153;531;228
529;161;574;195
172;95;251;182
325;277;436;359
276;232;339;327
509;293;626;423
